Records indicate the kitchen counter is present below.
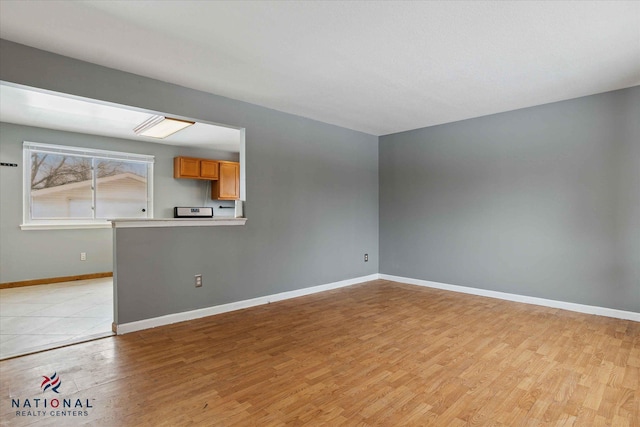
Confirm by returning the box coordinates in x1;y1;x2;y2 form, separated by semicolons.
110;217;247;228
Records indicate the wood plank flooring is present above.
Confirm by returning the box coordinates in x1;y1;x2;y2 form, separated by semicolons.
1;280;638;426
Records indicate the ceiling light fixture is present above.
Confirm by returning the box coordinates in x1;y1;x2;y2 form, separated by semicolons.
133;115;195;139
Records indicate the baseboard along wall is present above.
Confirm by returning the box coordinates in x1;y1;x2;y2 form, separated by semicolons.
115;274;380;334
379;274;640;323
0;272;113;289
115;273;639;334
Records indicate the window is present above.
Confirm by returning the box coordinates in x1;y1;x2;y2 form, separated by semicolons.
23;142;154;229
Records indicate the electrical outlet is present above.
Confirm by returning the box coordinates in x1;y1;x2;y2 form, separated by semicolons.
80;252;87;261
195;274;203;288
364;253;368;262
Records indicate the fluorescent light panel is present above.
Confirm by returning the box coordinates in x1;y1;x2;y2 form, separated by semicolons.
134;115;195;139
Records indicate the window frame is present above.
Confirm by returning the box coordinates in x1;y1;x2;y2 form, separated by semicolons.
22;142;154;230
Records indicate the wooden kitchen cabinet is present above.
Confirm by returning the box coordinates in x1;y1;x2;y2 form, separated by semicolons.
199;159;219;179
174;157;219;180
212;161;240;200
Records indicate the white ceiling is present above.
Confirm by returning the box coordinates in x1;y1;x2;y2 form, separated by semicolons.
0;1;638;136
0;84;242;151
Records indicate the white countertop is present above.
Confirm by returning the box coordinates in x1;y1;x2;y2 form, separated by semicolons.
110;217;247;228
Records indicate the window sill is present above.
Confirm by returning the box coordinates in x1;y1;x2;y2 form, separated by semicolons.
20;222;113;231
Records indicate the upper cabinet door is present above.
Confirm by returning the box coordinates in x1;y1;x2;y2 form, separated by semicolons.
200;160;219;179
174;157;200;178
214;161;240;200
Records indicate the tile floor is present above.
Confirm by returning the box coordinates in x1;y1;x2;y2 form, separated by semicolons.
0;277;113;359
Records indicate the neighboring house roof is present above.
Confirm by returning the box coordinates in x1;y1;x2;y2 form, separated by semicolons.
31;173;146;197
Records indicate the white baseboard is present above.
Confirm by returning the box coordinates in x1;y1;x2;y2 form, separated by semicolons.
116;274;380;334
379;274;640;322
116;272;638;334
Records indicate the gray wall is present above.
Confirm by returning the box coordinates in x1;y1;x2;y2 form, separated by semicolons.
0;122;238;283
3;39;634;323
0;40;379;323
380;87;640;312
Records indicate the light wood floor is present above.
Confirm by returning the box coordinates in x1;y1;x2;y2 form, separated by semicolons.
1;280;638;426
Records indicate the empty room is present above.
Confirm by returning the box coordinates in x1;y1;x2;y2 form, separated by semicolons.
0;1;638;426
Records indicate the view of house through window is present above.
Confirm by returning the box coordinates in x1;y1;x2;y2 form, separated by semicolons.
25;142;154;223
